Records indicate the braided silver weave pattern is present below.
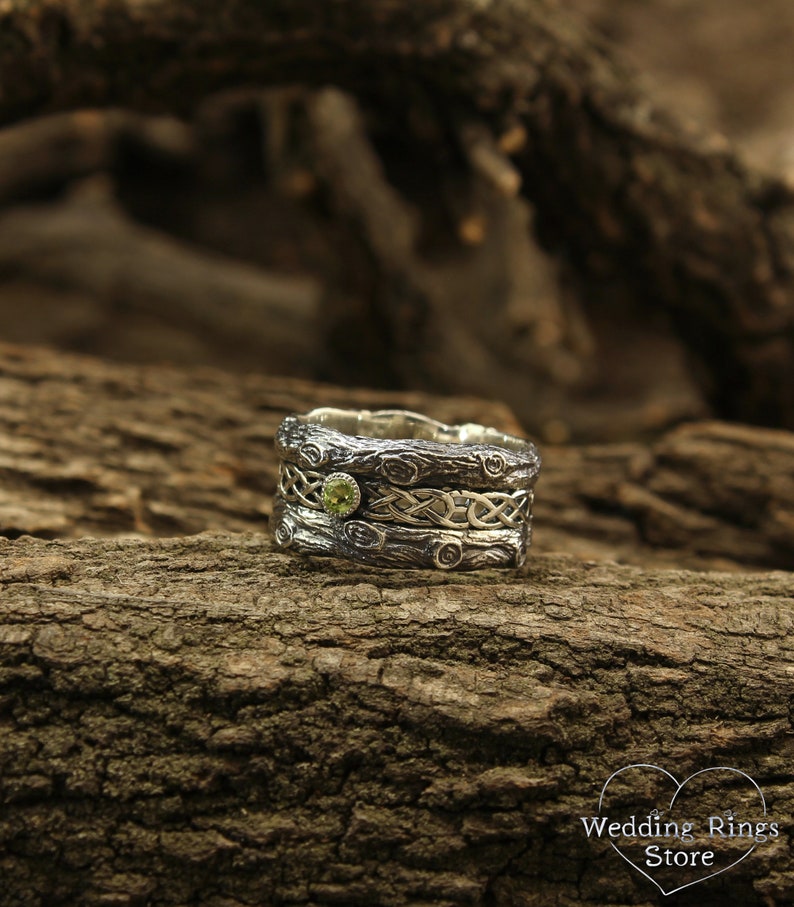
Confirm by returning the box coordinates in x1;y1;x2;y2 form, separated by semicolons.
365;485;531;530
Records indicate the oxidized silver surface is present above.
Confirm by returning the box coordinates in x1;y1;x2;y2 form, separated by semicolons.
272;408;541;570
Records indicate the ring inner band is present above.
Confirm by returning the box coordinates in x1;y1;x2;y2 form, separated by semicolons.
297;407;527;452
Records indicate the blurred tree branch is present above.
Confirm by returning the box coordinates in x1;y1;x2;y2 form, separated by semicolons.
0;0;792;434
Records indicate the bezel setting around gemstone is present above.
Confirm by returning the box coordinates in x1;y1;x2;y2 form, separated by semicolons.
321;472;361;518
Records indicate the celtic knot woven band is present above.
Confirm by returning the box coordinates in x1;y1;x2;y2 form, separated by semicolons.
272;408;541;570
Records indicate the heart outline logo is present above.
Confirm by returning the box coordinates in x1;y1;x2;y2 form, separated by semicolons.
597;763;766;896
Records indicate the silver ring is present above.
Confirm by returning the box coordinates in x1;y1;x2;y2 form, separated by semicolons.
272;408;541;570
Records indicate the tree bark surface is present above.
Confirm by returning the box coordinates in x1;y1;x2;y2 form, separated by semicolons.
1;533;792;907
0;343;792;905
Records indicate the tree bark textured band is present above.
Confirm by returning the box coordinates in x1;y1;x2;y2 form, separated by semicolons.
273;408;541;569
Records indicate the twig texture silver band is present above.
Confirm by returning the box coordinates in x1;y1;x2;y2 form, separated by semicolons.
272;408;541;569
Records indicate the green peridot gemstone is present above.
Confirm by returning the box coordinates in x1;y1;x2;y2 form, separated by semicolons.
322;473;360;517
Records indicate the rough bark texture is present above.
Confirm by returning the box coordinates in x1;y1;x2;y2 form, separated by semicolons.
0;344;792;904
0;0;792;432
1;343;793;571
1;533;793;907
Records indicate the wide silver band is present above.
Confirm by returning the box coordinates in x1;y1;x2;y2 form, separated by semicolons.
272;408;541;569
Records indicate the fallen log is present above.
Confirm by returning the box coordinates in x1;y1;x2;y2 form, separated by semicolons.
0;532;791;906
0;343;792;904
